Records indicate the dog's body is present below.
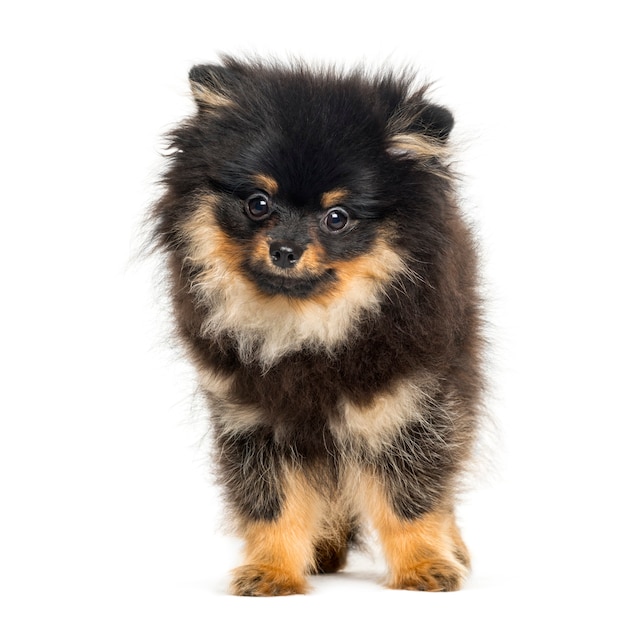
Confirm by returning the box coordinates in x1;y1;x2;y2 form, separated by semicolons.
152;58;483;595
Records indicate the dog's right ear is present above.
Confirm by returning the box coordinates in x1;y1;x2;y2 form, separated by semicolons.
188;64;238;110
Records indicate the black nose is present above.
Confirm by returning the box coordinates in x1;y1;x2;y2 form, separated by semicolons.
269;241;303;269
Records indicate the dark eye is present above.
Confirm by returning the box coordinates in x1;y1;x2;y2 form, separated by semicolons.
322;207;351;233
245;193;271;221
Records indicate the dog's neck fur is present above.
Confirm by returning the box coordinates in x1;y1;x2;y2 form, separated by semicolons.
192;257;396;369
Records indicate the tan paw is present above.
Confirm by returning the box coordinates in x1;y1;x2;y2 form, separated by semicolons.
389;558;468;592
230;564;308;596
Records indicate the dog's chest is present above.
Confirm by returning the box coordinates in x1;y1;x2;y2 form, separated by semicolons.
201;360;433;455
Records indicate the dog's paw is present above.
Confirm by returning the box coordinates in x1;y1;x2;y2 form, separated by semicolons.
388;558;468;592
230;564;308;596
312;539;349;574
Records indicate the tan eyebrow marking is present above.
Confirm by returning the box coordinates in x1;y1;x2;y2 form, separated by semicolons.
252;174;279;196
320;188;349;209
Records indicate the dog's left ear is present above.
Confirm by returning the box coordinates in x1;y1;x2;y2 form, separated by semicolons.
408;101;454;141
387;93;454;159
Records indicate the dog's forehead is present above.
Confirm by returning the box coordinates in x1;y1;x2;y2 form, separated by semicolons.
257;145;378;206
217;74;389;205
248;122;381;204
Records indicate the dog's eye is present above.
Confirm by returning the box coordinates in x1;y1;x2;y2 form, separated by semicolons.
322;207;351;233
245;193;271;221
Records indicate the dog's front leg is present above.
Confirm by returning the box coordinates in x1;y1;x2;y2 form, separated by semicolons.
361;472;470;592
231;467;323;596
216;430;322;595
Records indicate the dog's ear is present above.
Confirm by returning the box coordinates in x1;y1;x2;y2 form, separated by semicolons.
188;64;239;110
408;101;454;142
387;91;454;159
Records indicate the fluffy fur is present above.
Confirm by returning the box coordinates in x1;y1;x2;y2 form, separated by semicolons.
151;57;484;595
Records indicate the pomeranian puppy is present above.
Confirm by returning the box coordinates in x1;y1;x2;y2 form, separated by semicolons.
151;57;483;595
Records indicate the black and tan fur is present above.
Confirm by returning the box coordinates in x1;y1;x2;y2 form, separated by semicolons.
151;57;483;595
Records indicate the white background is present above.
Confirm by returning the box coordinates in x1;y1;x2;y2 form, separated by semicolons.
1;1;624;618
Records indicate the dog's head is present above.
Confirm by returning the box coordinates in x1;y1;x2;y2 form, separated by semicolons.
155;58;454;363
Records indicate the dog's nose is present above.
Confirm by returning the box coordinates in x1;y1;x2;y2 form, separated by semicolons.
269;241;303;269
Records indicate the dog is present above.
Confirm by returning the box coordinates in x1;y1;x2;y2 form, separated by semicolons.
151;57;484;595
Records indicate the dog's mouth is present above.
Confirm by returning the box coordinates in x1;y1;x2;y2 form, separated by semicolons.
244;264;337;299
